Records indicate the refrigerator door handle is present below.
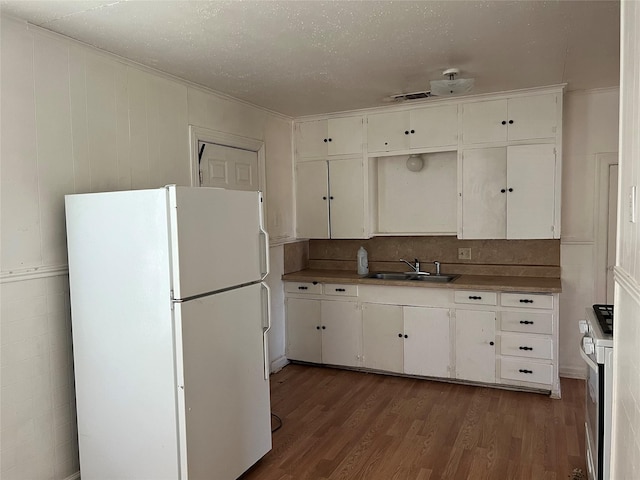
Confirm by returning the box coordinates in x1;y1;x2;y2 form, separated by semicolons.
259;227;270;280
261;282;272;380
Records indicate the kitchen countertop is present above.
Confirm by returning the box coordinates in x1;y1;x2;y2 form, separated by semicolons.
281;269;562;293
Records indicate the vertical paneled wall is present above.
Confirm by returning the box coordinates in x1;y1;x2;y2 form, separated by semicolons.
611;1;640;477
0;16;293;480
559;88;619;377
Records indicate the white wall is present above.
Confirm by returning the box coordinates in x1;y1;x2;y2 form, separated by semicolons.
0;16;293;480
611;1;640;477
559;87;619;378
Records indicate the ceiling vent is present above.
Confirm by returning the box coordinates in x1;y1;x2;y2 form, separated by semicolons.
387;90;433;102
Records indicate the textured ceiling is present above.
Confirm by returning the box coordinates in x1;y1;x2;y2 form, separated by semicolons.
0;0;621;117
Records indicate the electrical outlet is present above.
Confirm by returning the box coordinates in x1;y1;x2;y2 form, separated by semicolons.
458;247;471;260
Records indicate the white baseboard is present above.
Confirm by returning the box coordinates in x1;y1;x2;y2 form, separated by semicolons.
64;472;80;480
560;366;587;379
270;356;289;374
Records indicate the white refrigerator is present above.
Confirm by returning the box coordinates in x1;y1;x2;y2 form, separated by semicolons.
65;185;272;480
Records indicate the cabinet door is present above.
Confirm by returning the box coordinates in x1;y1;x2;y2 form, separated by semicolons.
286;297;322;363
328;159;366;239
409;105;459;149
328;116;363;156
507;93;558;141
362;303;403;373
455;309;496;383
403;306;450;378
460;147;507;239
366;111;408;153
295;161;329;239
295;120;328;159
461;99;508;144
506;144;556;239
321;300;362;367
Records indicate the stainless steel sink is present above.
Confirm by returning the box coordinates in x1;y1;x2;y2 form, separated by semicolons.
366;272;459;283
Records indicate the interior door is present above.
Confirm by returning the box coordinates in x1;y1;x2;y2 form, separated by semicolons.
175;283;271;480
199;142;259;191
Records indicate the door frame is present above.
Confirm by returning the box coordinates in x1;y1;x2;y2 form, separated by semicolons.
594;152;619;303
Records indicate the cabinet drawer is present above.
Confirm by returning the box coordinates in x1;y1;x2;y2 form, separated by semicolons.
323;284;358;297
285;282;323;295
501;293;553;309
501;311;553;335
500;358;553;386
500;333;553;360
454;290;497;306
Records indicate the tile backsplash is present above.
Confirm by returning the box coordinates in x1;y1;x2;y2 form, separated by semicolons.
285;236;560;277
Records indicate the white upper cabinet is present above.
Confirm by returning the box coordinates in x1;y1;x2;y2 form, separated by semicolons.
367;104;458;153
461;93;558;145
295;116;363;159
460;144;557;239
295;158;366;239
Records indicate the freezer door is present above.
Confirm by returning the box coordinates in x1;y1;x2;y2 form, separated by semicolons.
168;186;268;300
174;283;272;479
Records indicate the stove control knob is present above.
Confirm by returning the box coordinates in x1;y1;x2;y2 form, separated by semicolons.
578;320;589;334
582;337;595;355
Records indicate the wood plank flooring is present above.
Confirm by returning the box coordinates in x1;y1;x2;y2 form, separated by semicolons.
241;364;586;480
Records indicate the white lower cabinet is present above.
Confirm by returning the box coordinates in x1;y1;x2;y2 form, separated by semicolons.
361;303;451;377
403;306;451;377
454;309;496;383
285;281;559;396
286;286;361;367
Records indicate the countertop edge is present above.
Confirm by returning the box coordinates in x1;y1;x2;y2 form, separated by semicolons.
281;270;562;293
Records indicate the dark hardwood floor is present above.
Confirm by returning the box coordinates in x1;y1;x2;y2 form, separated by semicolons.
241;364;586;480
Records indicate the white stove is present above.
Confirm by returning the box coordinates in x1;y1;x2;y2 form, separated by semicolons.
579;305;614;480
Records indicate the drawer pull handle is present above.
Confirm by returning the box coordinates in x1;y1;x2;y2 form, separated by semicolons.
519;299;534;303
519;369;533;374
298;286;308;290
335;288;346;292
519;320;534;325
469;295;482;300
519;346;533;351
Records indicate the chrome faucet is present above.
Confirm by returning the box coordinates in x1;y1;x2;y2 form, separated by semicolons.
400;258;422;274
434;261;441;275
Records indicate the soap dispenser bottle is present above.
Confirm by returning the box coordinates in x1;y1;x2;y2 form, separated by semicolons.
357;246;369;276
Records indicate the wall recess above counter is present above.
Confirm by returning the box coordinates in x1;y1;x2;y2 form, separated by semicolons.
292;85;564;240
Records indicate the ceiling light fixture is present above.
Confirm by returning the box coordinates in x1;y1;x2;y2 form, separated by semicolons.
430;68;475;96
406;154;424;172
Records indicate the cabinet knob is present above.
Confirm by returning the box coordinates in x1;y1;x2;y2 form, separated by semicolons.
519;299;533;303
519;320;534;325
316;326;320;330
312;281;318;285
501;120;507;125
322;196;327;200
398;333;403;338
404;130;410;135
508;188;514;192
404;334;408;338
509;120;514;124
329;196;334;200
322;326;326;330
328;138;332;142
501;189;506;193
489;341;495;346
323;138;328;143
519;346;533;351
410;129;415;134
519;369;533;374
